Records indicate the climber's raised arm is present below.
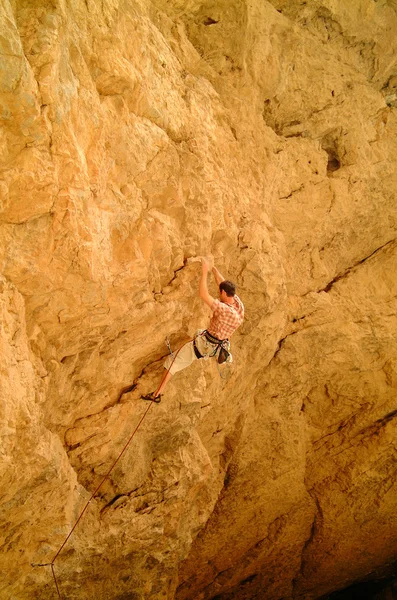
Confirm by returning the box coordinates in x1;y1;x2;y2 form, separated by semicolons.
212;266;225;286
199;257;215;308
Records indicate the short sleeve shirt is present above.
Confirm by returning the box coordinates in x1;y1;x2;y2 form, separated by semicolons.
207;295;244;340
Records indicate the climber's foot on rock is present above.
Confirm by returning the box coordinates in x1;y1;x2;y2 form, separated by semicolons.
141;392;162;404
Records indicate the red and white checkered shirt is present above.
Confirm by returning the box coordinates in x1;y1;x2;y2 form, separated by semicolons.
207;295;244;340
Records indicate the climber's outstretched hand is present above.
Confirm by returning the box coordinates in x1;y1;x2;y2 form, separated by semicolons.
201;256;213;271
199;256;215;308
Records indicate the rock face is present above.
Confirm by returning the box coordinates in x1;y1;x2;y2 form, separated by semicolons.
1;0;397;598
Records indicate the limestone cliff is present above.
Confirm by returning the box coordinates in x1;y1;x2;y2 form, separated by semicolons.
1;0;397;599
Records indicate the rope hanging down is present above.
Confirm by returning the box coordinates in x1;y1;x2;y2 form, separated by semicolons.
34;337;228;597
35;401;153;599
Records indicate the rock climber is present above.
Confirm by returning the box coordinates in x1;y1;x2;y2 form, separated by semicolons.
142;257;245;403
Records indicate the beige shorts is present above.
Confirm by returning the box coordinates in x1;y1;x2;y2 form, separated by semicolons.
164;332;219;375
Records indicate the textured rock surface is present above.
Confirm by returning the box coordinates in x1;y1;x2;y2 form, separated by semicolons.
0;0;397;598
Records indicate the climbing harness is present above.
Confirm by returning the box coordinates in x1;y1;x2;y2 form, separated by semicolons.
203;330;223;345
194;330;233;379
217;341;231;364
193;330;221;359
33;401;154;599
193;337;204;359
203;330;232;364
167;331;231;366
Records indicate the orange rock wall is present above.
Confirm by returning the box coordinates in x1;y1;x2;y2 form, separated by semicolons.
1;1;397;598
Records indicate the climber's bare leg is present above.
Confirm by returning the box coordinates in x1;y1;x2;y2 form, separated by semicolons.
154;369;172;397
142;368;173;402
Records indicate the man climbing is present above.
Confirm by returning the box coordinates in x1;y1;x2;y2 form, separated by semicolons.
142;257;244;403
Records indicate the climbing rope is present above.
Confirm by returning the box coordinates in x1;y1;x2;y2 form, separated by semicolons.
34;401;153;599
34;336;230;596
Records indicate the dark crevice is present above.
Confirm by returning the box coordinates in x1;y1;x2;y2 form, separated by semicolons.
320;130;342;174
164;258;188;289
357;409;397;438
271;331;299;362
313;408;364;450
292;314;306;323
284;131;306;138
241;573;258;585
60;354;74;364
326;152;340;172
325;577;397;600
268;240;394;359
326;408;397;460
117;383;137;402
66;432;97;452
322;239;396;293
373;409;397;427
223;467;233;489
194;517;290;598
292;492;323;594
203;17;219;25
279;184;304;200
280;119;308;138
100;494;127;514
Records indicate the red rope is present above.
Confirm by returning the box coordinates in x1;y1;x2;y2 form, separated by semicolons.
49;401;153;597
41;339;192;597
51;563;61;599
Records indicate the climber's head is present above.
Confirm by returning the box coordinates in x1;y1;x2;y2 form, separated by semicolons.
219;280;236;302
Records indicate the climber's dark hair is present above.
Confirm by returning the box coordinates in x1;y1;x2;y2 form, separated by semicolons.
220;280;236;297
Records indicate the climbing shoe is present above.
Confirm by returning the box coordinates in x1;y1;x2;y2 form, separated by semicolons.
141;392;162;404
